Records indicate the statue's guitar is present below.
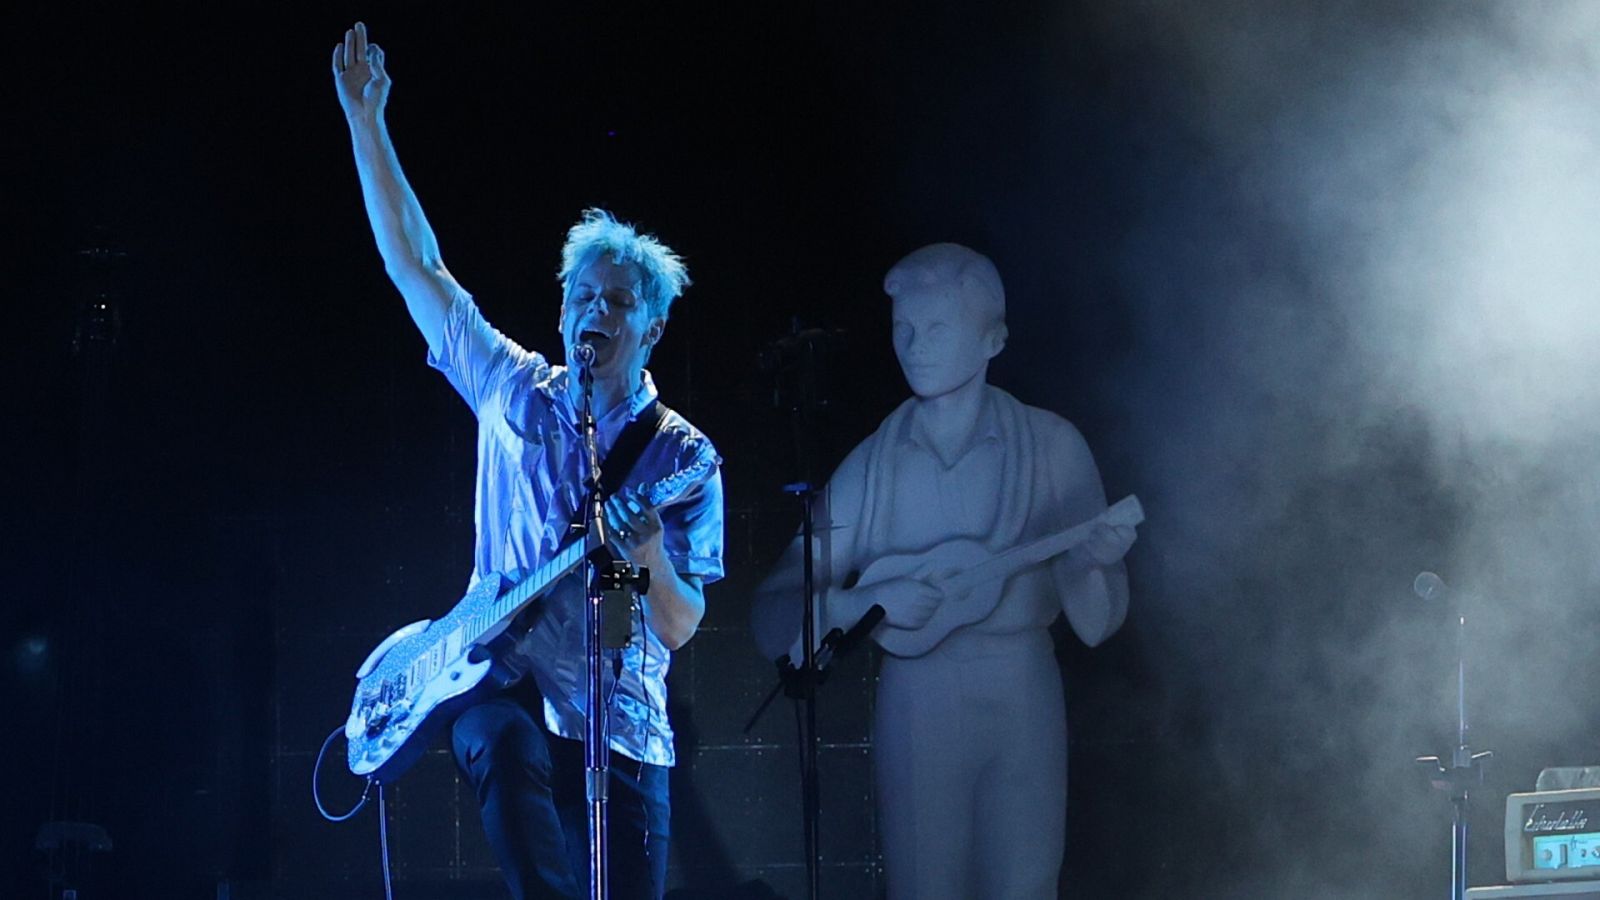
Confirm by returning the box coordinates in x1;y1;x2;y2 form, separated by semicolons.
345;459;713;783
867;495;1143;657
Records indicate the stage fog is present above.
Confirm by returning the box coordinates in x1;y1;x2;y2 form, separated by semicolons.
5;2;1600;898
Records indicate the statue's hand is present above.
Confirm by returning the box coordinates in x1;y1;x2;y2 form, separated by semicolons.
1076;523;1136;568
332;22;391;122
855;577;942;630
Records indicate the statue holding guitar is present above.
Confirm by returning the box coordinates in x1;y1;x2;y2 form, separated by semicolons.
753;243;1138;900
855;493;1142;659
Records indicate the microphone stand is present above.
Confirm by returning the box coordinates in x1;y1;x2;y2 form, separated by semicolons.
1414;581;1492;900
576;355;613;900
575;351;648;900
745;323;837;900
791;474;823;900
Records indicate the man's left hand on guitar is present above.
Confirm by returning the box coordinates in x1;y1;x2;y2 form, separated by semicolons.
605;487;667;568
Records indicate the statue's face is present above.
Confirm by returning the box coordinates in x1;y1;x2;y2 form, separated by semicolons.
891;284;1000;400
558;256;663;377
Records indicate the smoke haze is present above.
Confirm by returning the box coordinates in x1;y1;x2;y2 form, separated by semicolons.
1064;1;1600;893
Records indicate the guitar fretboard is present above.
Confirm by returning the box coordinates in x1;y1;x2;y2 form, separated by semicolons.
404;539;587;692
468;539;586;645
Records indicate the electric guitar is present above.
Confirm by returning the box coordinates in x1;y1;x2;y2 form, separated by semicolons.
866;495;1144;657
344;459;713;783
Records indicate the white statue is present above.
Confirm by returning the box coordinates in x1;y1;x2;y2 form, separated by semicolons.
752;243;1137;899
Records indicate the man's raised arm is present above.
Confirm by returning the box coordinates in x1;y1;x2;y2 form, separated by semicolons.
333;22;460;357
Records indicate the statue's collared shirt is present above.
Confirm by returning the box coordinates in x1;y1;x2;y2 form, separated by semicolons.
893;392;1005;551
428;291;724;766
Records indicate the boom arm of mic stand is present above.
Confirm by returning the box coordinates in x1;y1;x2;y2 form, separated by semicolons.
742;630;840;736
742;603;885;735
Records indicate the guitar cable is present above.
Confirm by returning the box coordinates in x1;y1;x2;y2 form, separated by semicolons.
312;724;397;900
378;781;395;900
312;725;373;822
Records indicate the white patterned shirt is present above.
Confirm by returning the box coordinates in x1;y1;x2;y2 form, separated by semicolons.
428;291;724;766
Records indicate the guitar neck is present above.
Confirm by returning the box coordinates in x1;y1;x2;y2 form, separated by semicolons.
466;537;589;647
943;496;1143;595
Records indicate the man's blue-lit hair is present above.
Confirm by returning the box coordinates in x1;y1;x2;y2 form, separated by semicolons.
558;208;690;319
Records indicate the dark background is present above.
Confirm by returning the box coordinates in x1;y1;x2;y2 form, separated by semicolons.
5;2;1599;898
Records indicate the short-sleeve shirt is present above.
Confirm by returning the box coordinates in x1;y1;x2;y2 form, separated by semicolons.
428;291;724;766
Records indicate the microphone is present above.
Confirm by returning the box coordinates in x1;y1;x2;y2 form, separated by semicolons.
813;604;886;672
573;342;596;367
835;603;886;655
1413;571;1446;601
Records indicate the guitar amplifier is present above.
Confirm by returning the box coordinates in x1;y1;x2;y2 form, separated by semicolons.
1503;788;1600;883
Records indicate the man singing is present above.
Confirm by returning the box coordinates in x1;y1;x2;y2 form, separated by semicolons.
753;243;1135;899
333;22;724;900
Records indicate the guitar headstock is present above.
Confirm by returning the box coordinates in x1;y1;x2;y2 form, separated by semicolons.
1105;494;1145;528
633;455;717;510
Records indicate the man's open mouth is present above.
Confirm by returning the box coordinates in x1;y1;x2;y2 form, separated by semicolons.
579;329;611;345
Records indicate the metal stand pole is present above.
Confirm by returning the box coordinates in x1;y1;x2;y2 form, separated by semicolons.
746;321;851;900
1447;613;1479;900
792;479;821;900
742;478;883;900
576;351;611;900
789;331;826;900
585;565;610;900
1415;584;1492;900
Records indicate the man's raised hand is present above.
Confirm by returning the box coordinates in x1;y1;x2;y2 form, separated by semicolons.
332;22;390;122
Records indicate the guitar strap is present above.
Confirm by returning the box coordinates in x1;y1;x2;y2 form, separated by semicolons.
598;399;666;499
